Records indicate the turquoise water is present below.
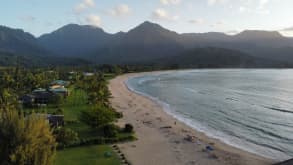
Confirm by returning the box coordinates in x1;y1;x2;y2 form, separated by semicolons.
126;69;293;161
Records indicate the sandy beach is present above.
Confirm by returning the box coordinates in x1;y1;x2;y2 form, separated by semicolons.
109;73;275;165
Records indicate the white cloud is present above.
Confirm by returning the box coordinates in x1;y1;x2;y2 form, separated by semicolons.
160;0;181;5
75;4;87;13
83;0;95;8
208;0;228;6
152;8;179;21
86;14;101;27
282;27;293;32
279;27;293;37
189;18;204;24
259;0;269;6
238;5;270;15
108;4;131;16
239;6;247;13
74;0;95;14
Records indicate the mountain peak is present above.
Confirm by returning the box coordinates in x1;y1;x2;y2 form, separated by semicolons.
0;25;37;43
140;21;158;26
235;30;283;39
57;23;104;33
127;21;179;37
130;21;165;32
38;23;112;57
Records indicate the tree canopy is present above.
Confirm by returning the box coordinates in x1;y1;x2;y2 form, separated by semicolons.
0;109;56;165
79;104;115;128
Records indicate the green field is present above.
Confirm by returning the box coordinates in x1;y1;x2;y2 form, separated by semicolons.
54;88;122;165
23;87;90;122
54;145;120;165
63;88;89;121
24;85;132;165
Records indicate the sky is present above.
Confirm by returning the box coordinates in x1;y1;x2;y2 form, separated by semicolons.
1;0;293;37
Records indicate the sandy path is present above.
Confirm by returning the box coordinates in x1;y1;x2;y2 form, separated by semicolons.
109;73;274;165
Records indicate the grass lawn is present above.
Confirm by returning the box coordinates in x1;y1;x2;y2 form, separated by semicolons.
23;87;90;121
63;87;89;121
23;84;132;165
54;145;120;165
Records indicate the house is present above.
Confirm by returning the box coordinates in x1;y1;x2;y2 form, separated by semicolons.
32;88;55;105
33;114;65;128
47;114;64;127
68;71;78;80
50;84;64;89
49;87;69;97
50;80;69;87
83;72;94;76
19;94;35;107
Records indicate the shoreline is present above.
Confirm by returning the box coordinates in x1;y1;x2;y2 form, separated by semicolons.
109;72;275;165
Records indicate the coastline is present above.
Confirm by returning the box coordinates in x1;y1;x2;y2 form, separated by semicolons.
109;72;274;165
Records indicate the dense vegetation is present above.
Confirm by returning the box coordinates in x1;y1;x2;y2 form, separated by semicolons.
0;65;135;165
0;51;91;67
0;109;56;165
153;47;290;68
2;22;293;68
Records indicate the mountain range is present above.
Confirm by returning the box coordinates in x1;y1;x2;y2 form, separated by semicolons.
1;21;293;67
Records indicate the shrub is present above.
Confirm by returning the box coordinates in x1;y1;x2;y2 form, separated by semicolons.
124;123;134;133
54;127;79;148
56;108;64;115
115;111;123;118
103;124;120;137
49;94;63;106
79;104;115;128
0;110;56;165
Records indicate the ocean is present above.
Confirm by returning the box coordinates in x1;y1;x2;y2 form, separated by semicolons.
126;69;293;161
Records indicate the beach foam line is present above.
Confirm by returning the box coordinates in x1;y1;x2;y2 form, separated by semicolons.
125;76;290;161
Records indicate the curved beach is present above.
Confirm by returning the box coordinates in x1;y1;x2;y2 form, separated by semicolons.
109;73;274;165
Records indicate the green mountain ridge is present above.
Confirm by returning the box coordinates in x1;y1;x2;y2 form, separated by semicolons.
1;22;293;67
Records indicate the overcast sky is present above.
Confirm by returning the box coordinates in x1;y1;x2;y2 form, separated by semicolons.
1;0;293;36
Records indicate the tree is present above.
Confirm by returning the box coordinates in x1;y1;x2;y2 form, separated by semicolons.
54;127;79;147
0;88;18;110
124;123;134;133
0;109;56;165
49;94;64;107
77;73;111;105
79;104;115;128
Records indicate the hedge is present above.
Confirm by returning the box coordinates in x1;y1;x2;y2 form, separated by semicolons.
57;135;136;150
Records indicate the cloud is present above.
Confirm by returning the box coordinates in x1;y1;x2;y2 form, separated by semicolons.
151;8;179;21
83;0;95;7
86;14;101;27
238;5;270;15
108;4;131;16
281;27;293;32
160;0;181;5
279;26;293;37
259;0;269;6
239;6;247;13
207;0;228;6
188;18;204;24
74;0;95;14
